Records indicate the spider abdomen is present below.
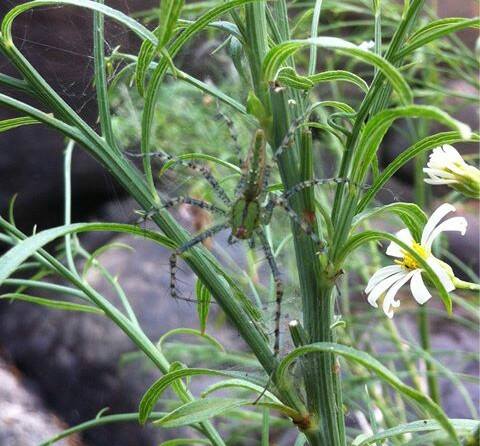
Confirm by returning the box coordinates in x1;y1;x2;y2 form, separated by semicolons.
231;197;261;239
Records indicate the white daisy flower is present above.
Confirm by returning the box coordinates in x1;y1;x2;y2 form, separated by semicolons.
365;203;468;318
424;145;480;198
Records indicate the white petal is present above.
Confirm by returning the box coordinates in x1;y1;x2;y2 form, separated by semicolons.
423;168;456;179
424;216;468;250
410;270;431;304
367;271;408;308
443;145;464;163
424;178;458;185
386;228;414;258
365;265;404;293
382;270;415;318
421;203;456;246
427;256;455;292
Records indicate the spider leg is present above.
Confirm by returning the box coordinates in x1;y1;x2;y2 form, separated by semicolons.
283;177;356;201
216;107;243;168
256;229;283;357
162;196;227;216
259;164;272;201
265;195;323;248
170;222;229;299
273;107;315;161
126;150;232;206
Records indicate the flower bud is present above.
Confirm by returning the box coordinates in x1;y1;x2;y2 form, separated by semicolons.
424;145;480;199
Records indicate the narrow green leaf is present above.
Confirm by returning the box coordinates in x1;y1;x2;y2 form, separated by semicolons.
154;398;249;428
0;293;104;314
158;0;184;48
154;397;300;428
277;67;369;93
1;1;157;45
276;67;314;89
309;70;369;93
159;153;242;177
276;342;460;445
397;17;480;59
353;419;478;446
196;279;212;335
201;378;281;403
0;116;39;132
0;220;175;287
157;328;224;353
263;37;412;105
352;105;472;184
39;412;166;446
93;0;117;150
159;440;211;446
351;202;427;242
135;33;159;97
136;0;184;96
139;368;238;424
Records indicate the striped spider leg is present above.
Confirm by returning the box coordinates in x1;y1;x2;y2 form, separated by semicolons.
216;106;243;168
260;178;364;264
263;194;322;247
170;222;229;300
255;228;283;357
126;150;232;207
273;106;320;161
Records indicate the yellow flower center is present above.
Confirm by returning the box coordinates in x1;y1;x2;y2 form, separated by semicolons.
395;242;429;270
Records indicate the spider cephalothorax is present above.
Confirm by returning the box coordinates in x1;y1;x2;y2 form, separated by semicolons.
231;129;267;239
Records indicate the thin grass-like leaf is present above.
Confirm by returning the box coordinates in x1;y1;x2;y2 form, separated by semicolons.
157;328;225;353
1;0;157;45
0;116;40;132
351;105;472;184
351;202;427;242
201;378;281;403
196;279;212;335
0;293;104;314
154;398;250;428
159;153;242;177
262;37;412;105
353;419;478;446
396;17;480;59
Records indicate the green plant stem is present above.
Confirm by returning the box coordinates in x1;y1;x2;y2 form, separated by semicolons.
63;140;78;276
418;305;441;404
93;0;117;151
331;0;426;262
270;88;344;446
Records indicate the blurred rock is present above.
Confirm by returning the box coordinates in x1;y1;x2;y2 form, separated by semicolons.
0;356;81;446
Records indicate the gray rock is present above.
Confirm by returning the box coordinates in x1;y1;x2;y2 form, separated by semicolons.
0;357;81;446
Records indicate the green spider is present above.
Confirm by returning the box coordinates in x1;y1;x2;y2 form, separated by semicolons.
130;122;352;356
